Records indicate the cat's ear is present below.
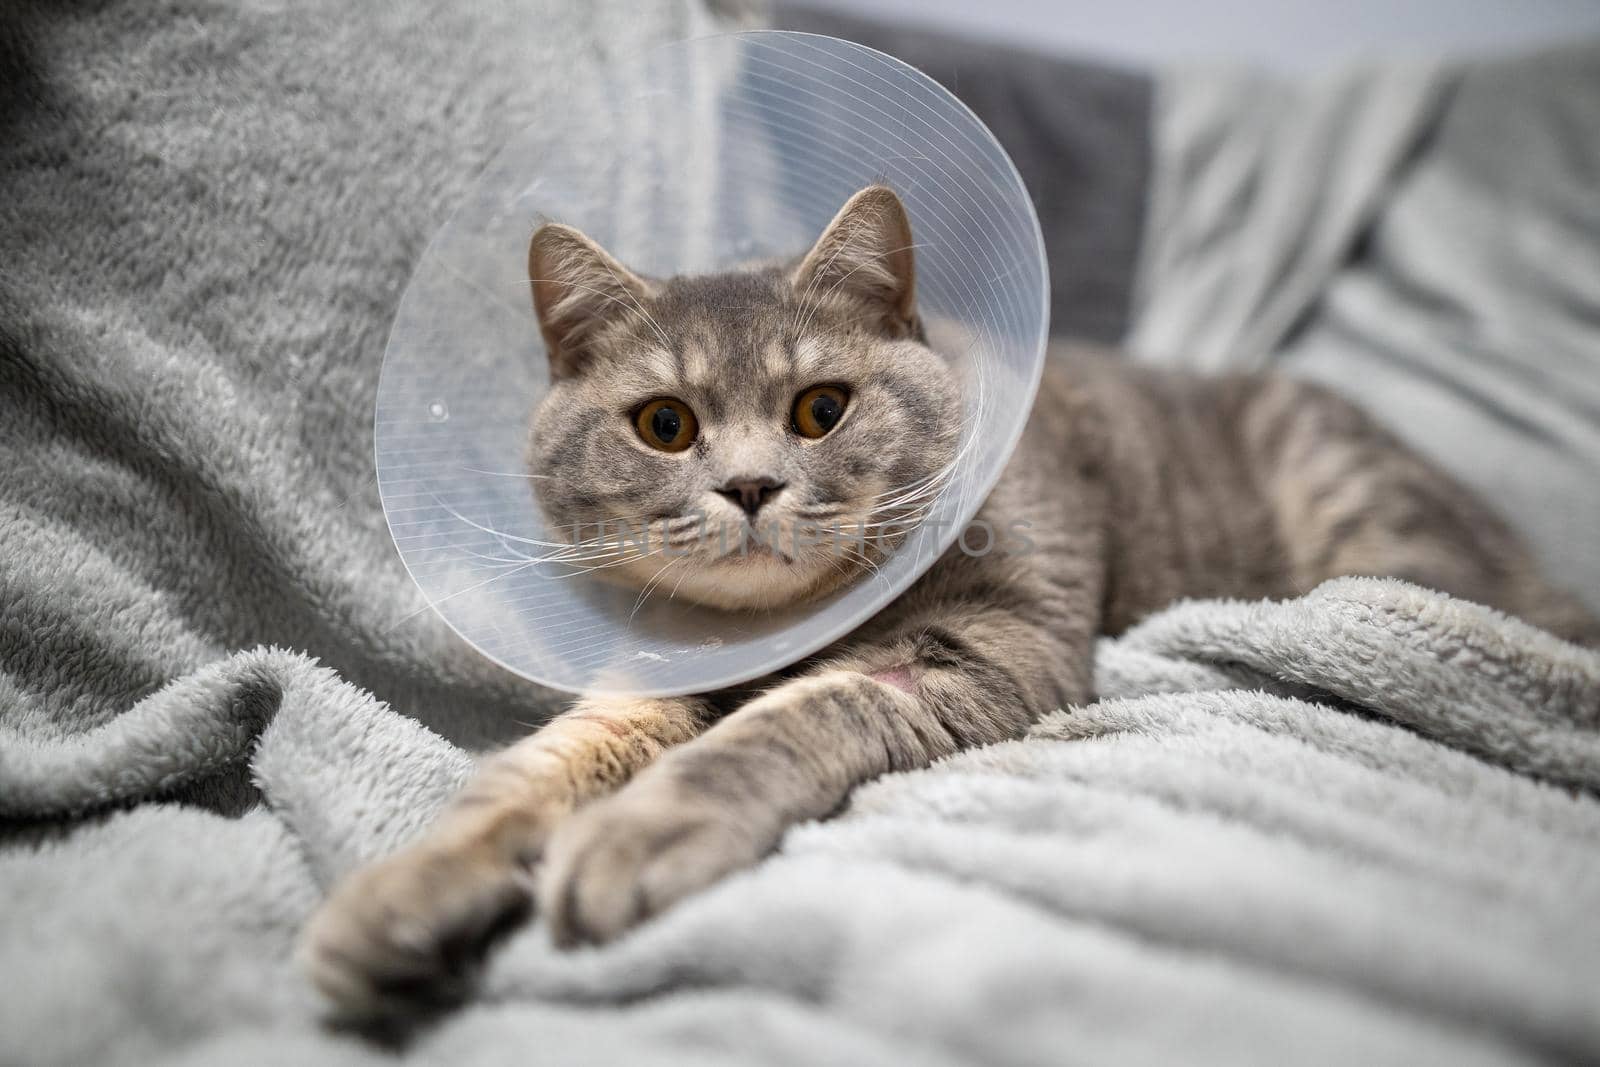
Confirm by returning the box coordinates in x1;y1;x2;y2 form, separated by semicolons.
791;185;917;336
528;223;655;378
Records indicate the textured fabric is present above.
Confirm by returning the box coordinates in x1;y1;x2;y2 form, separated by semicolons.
1128;61;1450;372
6;578;1599;1065
775;2;1152;344
0;0;732;755
1131;45;1600;613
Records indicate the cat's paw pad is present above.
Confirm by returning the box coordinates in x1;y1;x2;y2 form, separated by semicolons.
539;798;759;948
299;844;533;1022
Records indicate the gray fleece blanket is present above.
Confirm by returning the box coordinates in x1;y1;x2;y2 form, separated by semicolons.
6;579;1599;1065
4;2;1600;1065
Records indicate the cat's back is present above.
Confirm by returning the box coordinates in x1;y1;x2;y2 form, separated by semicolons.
1021;344;1297;627
1031;342;1285;495
1039;342;1269;433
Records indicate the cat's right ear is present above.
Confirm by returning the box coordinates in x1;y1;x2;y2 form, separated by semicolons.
528;224;654;378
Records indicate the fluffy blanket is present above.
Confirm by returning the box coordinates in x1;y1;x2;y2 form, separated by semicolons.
6;579;1598;1065
3;2;1599;1065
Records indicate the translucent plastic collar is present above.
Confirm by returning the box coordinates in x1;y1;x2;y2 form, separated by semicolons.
375;32;1048;696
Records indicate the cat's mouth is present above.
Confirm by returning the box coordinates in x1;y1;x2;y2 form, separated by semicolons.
714;532;794;565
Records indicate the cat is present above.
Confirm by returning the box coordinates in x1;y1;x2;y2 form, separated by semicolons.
301;185;1600;1021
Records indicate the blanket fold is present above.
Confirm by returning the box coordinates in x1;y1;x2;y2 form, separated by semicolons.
1107;578;1600;789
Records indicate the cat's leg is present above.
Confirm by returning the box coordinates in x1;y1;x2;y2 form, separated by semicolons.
300;694;714;1019
538;601;1092;947
1247;377;1600;645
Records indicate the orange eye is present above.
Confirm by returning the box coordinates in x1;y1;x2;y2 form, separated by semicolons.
792;385;849;439
635;398;698;452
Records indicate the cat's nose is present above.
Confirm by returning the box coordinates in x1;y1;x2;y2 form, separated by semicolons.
716;477;785;518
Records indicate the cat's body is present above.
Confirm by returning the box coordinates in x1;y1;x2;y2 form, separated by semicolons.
302;189;1598;1021
1017;347;1599;644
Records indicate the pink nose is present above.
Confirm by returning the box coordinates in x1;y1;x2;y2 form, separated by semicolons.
717;477;785;517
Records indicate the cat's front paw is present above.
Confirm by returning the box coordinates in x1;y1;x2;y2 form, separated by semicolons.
298;842;533;1022
539;791;764;948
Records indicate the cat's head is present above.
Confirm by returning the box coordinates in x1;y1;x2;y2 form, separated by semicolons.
525;186;959;612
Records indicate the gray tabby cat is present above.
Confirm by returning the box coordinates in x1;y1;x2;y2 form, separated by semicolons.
302;186;1599;1020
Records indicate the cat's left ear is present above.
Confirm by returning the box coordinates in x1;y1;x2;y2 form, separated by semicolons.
792;185;917;337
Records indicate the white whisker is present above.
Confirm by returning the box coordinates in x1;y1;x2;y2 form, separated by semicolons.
458;466;551;480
